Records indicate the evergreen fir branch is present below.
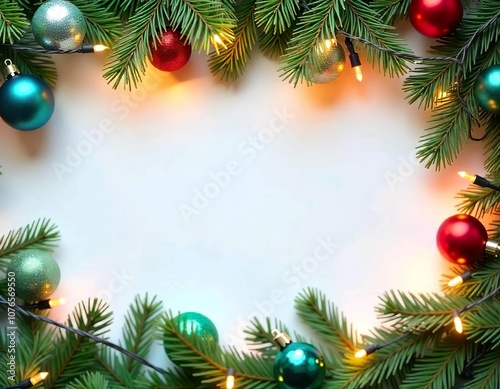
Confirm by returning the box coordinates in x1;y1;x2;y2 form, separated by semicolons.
279;0;345;86
340;0;410;77
254;0;300;34
43;299;112;389
103;0;169;90
466;301;500;349
441;261;500;298
66;372;111;389
456;181;500;217
0;218;60;273
0;32;57;88
257;23;293;59
119;294;163;378
142;369;196;389
482;114;500;173
244;316;290;357
376;291;471;332
370;0;411;25
399;338;476;389
167;0;235;53
462;349;500;389
415;100;470;170
0;0;29;44
328;330;441;389
294;288;357;356
16;331;54;384
208;0;257;82
102;0;143;22
69;0;123;47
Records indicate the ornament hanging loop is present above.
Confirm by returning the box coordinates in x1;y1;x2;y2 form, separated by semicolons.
2;59;19;80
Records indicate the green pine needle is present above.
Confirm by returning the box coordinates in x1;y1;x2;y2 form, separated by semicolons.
0;0;29;44
255;0;300;34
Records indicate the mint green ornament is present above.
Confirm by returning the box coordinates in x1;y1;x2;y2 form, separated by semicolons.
6;249;60;301
474;64;500;114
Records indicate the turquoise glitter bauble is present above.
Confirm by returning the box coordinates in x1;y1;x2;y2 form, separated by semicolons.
474;64;500;114
0;73;55;131
32;0;87;50
274;342;326;389
164;312;219;365
6;249;60;301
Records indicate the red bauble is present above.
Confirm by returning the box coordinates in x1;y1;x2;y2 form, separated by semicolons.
409;0;463;38
149;28;191;72
436;214;487;265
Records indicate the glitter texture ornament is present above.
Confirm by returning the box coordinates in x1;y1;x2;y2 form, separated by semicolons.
6;249;61;301
272;330;326;389
409;0;463;38
149;28;192;72
436;214;487;265
164;312;219;365
0;59;55;131
306;41;345;84
32;0;87;50
474;64;500;114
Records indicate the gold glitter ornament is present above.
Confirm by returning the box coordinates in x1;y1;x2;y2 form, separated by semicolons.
6;249;60;301
306;40;346;84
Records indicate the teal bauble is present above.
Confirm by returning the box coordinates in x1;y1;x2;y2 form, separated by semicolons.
473;64;500;114
164;312;219;365
0;60;54;131
32;0;87;50
273;331;326;389
6;249;61;301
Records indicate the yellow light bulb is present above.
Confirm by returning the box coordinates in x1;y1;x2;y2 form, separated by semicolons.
354;66;363;82
448;276;463;287
93;44;108;52
458;171;476;183
226;368;236;389
49;298;66;308
453;311;463;334
30;372;49;385
354;349;367;358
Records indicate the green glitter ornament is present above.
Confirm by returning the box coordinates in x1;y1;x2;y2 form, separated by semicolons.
272;330;326;389
474;64;500;114
164;312;219;366
32;0;87;51
6;249;60;301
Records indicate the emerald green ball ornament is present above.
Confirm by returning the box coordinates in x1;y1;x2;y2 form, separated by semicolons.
6;249;60;301
474;64;500;114
164;312;219;365
273;330;326;389
32;0;87;50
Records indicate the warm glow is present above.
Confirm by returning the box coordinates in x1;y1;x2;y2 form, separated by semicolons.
354;66;363;82
453;311;463;334
458;171;476;183
49;298;66;308
93;44;109;52
30;372;49;385
355;349;367;358
226;374;235;389
448;275;464;287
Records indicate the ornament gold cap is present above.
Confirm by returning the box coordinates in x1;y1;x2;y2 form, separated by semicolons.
485;240;500;257
272;329;292;349
3;59;19;80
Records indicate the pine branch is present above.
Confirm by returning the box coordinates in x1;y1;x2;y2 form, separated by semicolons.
466;301;500;349
441;261;500;298
255;0;300;34
482;114;500;174
462;349;500;389
0;218;60;273
370;0;411;25
102;0;143;22
142;370;196;389
456;181;500;217
208;0;257;81
376;291;471;332
0;0;29;44
257;22;294;59
66;372;111;389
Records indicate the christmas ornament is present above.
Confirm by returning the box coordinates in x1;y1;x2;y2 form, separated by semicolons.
436;214;487;265
409;0;463;38
306;40;345;84
32;0;87;50
272;330;326;389
164;312;219;365
473;64;500;114
6;249;61;301
0;60;55;131
149;28;192;72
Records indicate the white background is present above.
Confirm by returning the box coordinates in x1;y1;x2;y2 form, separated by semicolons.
0;25;487;366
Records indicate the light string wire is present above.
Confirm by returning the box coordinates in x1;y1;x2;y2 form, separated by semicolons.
0;295;170;375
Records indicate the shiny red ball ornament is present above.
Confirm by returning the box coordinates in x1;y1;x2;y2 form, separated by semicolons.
436;214;487;265
409;0;463;38
149;28;191;72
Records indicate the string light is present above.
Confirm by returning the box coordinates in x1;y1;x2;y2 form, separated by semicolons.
0;372;49;389
354;333;410;358
21;298;66;310
2;44;108;54
452;310;463;334
345;37;362;82
458;171;500;192
226;368;236;389
448;271;472;287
